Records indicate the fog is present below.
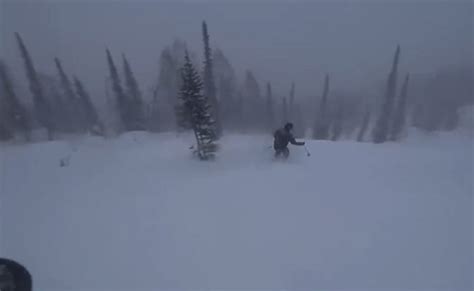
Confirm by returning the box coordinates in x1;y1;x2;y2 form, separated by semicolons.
1;1;473;290
1;0;472;100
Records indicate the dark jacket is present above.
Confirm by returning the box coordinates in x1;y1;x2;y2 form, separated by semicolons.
273;128;304;149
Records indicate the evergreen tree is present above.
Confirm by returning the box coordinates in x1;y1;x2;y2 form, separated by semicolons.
235;91;244;131
0;84;13;141
0;123;12;141
54;57;82;132
330;103;344;141
389;73;409;141
176;51;218;160
292;103;305;137
214;49;237;130
50;85;68;133
152;45;182;131
265;82;275;131
289;82;295;120
281;97;288;124
148;84;161;132
0;61;30;141
73;76;104;135
356;107;371;142
122;54;145;130
202;21;222;137
16;32;54;140
313;74;330;139
372;46;400;143
106;49;129;131
243;70;262;130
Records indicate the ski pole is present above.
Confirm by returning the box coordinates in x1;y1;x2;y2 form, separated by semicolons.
304;144;311;157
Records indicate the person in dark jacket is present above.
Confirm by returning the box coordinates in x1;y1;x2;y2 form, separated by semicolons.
273;122;305;158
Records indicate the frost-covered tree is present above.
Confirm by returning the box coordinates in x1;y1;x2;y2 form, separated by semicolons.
281;97;288;124
54;57;82;132
289;82;295;120
16;32;54;140
106;49;129;131
357;107;371;142
122;54;145;130
176;51;218;160
330;103;344;141
73;77;104;135
151;41;193;131
390;73;409;141
242;70;262;130
202;21;222;137
214;48;237;130
0;61;30;141
313;74;330;140
265;82;275;131
372;46;400;143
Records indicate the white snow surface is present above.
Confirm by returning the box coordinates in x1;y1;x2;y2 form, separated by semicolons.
0;131;472;290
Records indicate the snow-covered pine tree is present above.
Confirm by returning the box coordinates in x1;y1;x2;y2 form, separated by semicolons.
16;32;54;140
243;70;262;131
389;73;409;141
281;97;288;124
73;76;104;135
54;57;83;133
356;106;371;142
122;54;145;131
330;103;344;141
202;21;222;138
265;82;275;131
176;51;218;160
0;61;30;141
289;82;295;121
313;74;330;140
106;49;129;132
372;46;400;143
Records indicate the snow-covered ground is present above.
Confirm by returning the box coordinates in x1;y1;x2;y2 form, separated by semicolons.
0;131;472;290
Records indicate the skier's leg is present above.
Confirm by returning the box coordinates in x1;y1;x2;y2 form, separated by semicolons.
274;146;282;158
283;147;289;159
274;149;281;158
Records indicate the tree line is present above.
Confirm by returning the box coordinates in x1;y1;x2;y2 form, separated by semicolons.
1;22;472;159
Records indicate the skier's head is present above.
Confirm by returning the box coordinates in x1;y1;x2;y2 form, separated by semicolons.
284;122;294;131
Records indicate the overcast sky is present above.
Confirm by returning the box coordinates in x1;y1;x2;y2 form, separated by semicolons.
1;0;472;100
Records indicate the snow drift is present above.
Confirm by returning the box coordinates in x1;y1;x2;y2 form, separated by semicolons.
0;132;472;290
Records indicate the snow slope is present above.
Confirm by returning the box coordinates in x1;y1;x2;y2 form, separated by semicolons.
0;132;472;290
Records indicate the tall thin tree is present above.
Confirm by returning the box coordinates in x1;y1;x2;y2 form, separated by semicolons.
73;76;103;135
330;103;344;141
389;73;409;141
289;82;295;120
202;21;222;138
0;61;30;140
176;51;218;160
54;57;82;132
16;32;54;140
281;97;288;124
313;74;330;140
356;106;371;142
106;49;129;131
372;45;400;143
265;82;275;131
122;54;144;130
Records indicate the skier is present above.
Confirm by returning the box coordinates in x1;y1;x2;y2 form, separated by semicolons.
273;122;305;158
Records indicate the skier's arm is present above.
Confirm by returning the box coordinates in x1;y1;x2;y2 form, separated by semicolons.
289;136;305;146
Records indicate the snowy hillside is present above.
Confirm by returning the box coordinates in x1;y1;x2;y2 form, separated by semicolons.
1;132;472;290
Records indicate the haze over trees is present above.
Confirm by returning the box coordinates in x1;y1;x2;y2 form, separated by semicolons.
1;24;472;153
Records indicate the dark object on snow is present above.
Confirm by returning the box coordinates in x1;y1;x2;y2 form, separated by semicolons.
0;258;32;291
273;122;305;158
